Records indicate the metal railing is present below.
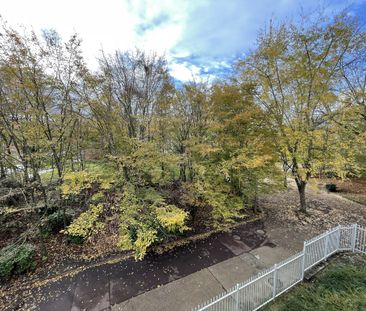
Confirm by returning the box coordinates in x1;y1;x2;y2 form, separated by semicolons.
193;224;366;311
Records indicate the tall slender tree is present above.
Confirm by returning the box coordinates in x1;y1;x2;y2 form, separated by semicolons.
239;13;366;211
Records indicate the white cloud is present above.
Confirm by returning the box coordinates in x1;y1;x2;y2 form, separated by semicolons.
0;0;196;69
1;0;364;81
169;62;201;82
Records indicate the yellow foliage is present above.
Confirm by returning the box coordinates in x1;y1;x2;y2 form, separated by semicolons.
62;204;103;238
182;180;244;228
90;192;104;203
156;205;189;233
60;171;99;197
117;224;134;251
100;180;113;190
118;224;159;260
118;187;190;260
114;141;179;187
134;226;158;260
60;165;116;197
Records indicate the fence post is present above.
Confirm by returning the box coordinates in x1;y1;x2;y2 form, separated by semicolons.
351;223;358;252
235;283;239;311
336;225;341;251
301;241;306;280
272;264;277;299
323;230;329;260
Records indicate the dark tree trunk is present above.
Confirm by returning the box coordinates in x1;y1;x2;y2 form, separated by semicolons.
71;158;75;171
295;178;307;212
23;162;29;183
188;160;194;181
123;166;129;182
51;148;63;180
0;160;6;179
161;162;165;179
55;159;63;179
179;163;186;182
107;133;115;155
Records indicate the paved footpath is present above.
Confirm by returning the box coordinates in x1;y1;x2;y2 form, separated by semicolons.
112;245;294;311
21;219;300;311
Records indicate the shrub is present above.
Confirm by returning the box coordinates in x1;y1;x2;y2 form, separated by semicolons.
46;209;74;233
62;204;103;242
182;181;244;228
60;171;98;197
0;178;22;189
155;204;189;234
90;192;105;204
326;183;337;192
118;188;190;260
111;142;179;187
137;187;164;204
66;235;84;244
133;226;159;260
84;162;117;190
0;244;36;279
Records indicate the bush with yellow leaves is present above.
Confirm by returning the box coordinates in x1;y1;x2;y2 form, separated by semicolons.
60;168;115;199
133;226;159;259
118;187;189;260
182;179;244;229
155;205;189;233
60;171;99;197
62;204;104;243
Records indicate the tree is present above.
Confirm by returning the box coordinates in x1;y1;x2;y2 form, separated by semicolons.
171;81;211;182
239;13;366;212
210;82;281;213
0;25;86;181
97;49;170;142
338;41;366;177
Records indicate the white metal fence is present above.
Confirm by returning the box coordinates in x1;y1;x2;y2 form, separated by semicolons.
193;224;366;311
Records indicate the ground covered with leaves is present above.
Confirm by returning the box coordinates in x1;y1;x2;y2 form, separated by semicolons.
264;253;366;311
261;179;366;235
320;178;366;206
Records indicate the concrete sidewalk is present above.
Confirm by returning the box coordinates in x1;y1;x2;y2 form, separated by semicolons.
112;245;293;311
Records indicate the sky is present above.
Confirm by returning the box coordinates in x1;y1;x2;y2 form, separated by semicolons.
1;0;366;82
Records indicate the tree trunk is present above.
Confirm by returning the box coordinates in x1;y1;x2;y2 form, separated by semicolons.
123;166;129;182
179;163;186;182
0;160;6;179
295;178;307;212
50;146;63;180
23;162;29;183
188;160;194;181
79;151;85;170
55;158;63;179
161;162;165;179
252;178;262;213
71;157;75;171
283;171;287;188
252;193;262;213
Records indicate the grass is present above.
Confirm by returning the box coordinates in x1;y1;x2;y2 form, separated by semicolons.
39;160;118;185
263;254;366;311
